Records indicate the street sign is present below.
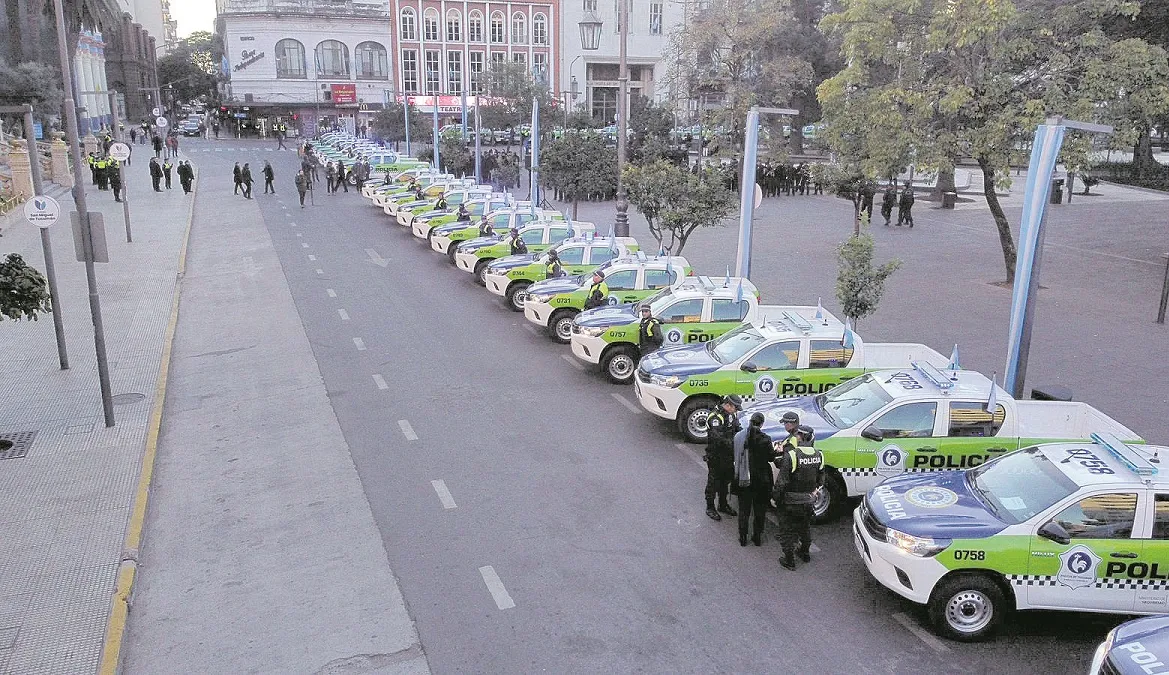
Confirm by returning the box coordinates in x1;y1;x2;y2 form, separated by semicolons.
108;142;131;162
71;212;109;263
152;107;161;117
754;183;763;209
23;195;61;229
155;116;168;128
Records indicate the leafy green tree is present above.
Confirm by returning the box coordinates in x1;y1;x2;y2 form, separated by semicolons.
0;253;51;321
623;160;736;254
628;95;674;162
0;58;62;117
372;102;425;144
541;132;617;218
157;32;217;104
480;60;555;132
835;233;901;327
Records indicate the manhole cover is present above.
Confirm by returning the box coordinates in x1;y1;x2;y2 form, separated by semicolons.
112;393;146;406
0;431;38;460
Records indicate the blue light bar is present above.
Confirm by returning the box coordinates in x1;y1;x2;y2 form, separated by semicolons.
912;361;955;390
1091;432;1158;476
782;311;814;334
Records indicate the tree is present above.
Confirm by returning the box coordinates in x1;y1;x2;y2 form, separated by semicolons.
480;60;555;132
628;95;674;162
372;102;425;144
0;253;51;321
156;31;217;104
835;233;901;326
541;132;618;218
0;57;61;118
818;0;1169;283
623;160;736;254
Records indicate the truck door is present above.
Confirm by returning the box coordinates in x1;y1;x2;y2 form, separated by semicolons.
803;338;859;397
602;268;640;304
737;339;802;402
658;298;705;346
1138;493;1169;612
932;401;1011;472
854;402;941;492
556;244;587;274
1027;492;1141;612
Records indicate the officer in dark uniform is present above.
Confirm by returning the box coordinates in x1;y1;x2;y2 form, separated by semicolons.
583;270;609;309
434;192;448;210
704;394;742;520
508;228;528;254
736;412;778;546
545;249;564;278
479;215;495;237
108;159;122;202
773;424;824;570
637;305;663;354
456;203;470;222
777;411;800;452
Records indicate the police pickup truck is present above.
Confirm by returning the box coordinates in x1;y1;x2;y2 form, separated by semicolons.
429;208;567;259
365;175;445;208
570;275;762;384
524;254;691;342
753;362;1143;520
854;434;1166;642
402;193;510;231
1091;616;1169;675
636;309;946;443
455;222;592;284
484;236;639;311
412;203;560;239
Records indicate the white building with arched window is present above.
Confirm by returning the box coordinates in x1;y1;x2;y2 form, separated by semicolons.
217;0;393;136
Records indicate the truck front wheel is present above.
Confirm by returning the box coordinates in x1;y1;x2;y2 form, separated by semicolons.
474;259;492;285
447;241;460;264
601;345;639;385
505;281;531;312
811;470;848;524
549;309;578;343
927;573;1008;642
678;397;720;444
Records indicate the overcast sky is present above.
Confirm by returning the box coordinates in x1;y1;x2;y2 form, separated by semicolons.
170;0;217;37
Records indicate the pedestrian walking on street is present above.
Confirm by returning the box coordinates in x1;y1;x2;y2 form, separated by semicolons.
325;162;337;194
295;170;309;207
336;160;349;193
241;162;254;199
734;413;777;547
774;424;823;571
162;158;173;189
213;121;220;139
276;123;287;150
704;395;742;521
178;161;195;193
881;184;897;226
262;161;275;194
149;157;163;192
109;160;123;202
152;134;163;158
860;181;875;223
897;182;915;227
233;162;242;195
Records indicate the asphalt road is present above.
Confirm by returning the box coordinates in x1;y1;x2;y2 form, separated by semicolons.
185;137;1130;674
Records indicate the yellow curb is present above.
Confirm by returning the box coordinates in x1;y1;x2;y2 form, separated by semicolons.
98;170;199;675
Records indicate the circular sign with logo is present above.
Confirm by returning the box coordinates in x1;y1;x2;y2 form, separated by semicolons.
755;375;777;401
155;116;169;128
905;486;959;509
23;195;61;230
666;328;683;344
607;295;618;306
152;106;161;117
876;443;906;478
108;142;131;162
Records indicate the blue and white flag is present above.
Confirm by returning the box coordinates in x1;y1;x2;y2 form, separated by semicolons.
607;225;617;253
815;298;824;322
724;266;730;288
735;279;744;304
948;344;961;371
986;373;999;413
842;318;856;349
657;245;665;259
529;97;539;214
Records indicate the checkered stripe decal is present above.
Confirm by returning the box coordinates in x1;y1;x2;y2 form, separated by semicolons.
1007;575;1059;587
837;468;933;477
1007;575;1169;590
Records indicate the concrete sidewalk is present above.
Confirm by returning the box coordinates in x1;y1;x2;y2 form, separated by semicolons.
120;154;428;673
0;160;193;673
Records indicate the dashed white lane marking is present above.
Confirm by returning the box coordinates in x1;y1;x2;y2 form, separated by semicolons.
398;419;418;441
431;480;457;509
560;354;585;371
353;337;366;351
326;288;337;297
291;222;298;227
610;392;642;414
365;248;389;267
674;443;708;469
307;254;317;261
338;309;350;321
296;233;302;237
478;566;515;610
892;612;951;654
301;242;309;248
372;374;388;390
315;269;323;275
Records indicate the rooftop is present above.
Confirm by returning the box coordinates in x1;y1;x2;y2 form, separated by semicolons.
217;0;390;19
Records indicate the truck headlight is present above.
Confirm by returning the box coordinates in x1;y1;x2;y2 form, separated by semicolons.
885;528;950;557
649;373;684;388
528;292;553;304
577;325;607;337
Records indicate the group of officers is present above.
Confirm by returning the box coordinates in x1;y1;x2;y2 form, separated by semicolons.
87;152;124;202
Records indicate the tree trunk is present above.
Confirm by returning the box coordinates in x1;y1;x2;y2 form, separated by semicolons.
979;157;1016;283
1133;126;1156;178
790;124;804;156
932;166;955;200
572;198;579;220
852;200;862;237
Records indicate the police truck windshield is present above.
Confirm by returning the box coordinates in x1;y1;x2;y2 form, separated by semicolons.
707;324;766;364
966;448;1079;524
815;374;891;428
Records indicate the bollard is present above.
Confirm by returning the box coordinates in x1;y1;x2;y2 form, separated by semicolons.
1158;253;1169;325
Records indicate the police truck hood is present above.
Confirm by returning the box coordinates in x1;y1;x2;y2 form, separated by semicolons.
434;221;475;235
457;235;503;253
575;304;639;328
639;343;721;378
528;277;586;295
865;472;1009;539
487;254;538;271
751;397;839;440
1108;616;1169;675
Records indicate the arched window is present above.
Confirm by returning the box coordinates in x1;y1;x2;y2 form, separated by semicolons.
399;8;417;41
423;8;440;41
274;38;306;78
511;12;527;44
355;41;388;79
446;9;462;42
532;13;548;45
490;11;505;43
315;40;350;77
468;10;484;42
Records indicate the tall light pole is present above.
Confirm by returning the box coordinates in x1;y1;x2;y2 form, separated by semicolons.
577;9;628;235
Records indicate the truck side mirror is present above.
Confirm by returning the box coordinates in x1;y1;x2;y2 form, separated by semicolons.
1038;521;1071;546
861;425;884;442
741;361;758;373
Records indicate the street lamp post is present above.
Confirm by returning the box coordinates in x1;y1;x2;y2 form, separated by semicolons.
577;9;630;235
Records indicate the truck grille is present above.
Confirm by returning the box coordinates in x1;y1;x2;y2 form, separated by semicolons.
860;498;887;541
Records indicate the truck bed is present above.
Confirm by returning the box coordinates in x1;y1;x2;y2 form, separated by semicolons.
862;343;949;369
1014;401;1143;441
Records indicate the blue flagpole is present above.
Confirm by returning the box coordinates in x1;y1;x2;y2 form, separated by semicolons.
474;97;482;183
461;89;468;144
530;97;540;206
432;96;440;171
403;97;410;157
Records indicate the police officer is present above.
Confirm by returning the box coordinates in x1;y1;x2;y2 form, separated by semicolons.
773;424;823;570
777;411;800;453
545;249;564;278
456;203;470;222
638;305;663;354
508;228;528;255
704;394;742;520
108;159;122;202
434;192;448;210
479;215;495;237
583;270;609;309
735;412;777;546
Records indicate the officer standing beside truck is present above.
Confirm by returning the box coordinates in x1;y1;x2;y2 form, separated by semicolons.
638;305;663;355
774;424;823;570
704;395;742;521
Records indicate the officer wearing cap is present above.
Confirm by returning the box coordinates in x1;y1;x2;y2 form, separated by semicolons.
478;215;494;237
704;394;742;520
456;203;470;222
545;249;564;278
638;305;663;354
583;270;609;309
777;411;801;454
773;424;824;570
508;228;528;255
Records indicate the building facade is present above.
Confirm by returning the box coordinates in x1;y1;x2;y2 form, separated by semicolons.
103;11;161;123
558;0;683;122
75;30;114;133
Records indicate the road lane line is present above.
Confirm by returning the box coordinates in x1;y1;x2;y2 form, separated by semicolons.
353;337;366;351
431;480;457;509
674;442;708;469
611;392;642;415
372;374;388;390
398;419;418;441
315;269;323;275
301;242;309;248
307;254;316;261
478;566;515;610
326;289;337;297
560;354;584;371
365;248;389;267
338;309;350;321
892;612;951;654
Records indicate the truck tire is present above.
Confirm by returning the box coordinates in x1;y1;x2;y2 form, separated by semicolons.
602;345;639;385
548;309;578;343
927;573;1008;642
812;470;848;524
505;281;531;312
447;241;459;264
678;396;720;444
474;259;492;285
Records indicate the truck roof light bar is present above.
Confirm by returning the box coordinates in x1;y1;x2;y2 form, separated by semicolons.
782;311;814;334
1091;432;1158;476
912;361;955;391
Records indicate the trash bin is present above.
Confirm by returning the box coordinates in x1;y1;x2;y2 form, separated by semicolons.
1030;385;1073;402
942;191;957;209
1050;179;1064;204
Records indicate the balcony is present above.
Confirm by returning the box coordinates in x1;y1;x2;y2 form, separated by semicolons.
215;0;389;19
